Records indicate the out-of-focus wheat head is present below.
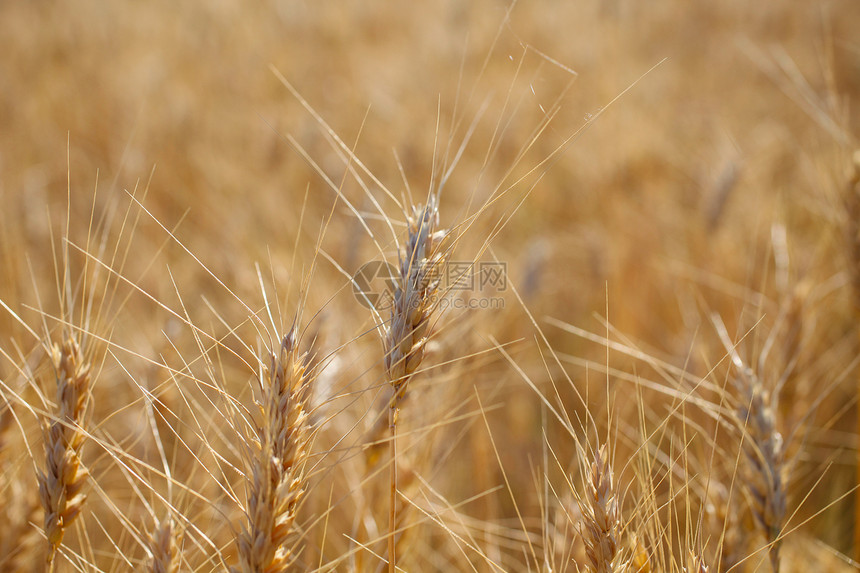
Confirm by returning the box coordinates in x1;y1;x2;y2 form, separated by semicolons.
232;327;313;573
37;334;93;565
148;516;181;573
734;366;786;572
629;535;651;573
686;550;709;573
0;400;38;570
706;481;744;571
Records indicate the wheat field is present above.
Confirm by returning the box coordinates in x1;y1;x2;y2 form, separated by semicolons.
1;1;859;571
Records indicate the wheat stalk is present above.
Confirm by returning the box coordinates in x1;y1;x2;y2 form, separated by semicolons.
844;149;860;560
232;328;313;573
382;195;449;573
37;335;92;566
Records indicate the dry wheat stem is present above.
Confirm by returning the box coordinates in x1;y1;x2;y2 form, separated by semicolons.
383;196;449;573
232;328;313;573
37;335;92;566
845;149;860;560
388;403;397;573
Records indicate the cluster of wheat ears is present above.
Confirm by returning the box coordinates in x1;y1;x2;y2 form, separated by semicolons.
1;146;859;571
2;3;860;571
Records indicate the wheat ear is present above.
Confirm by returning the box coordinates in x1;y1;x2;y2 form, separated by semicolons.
232;328;313;573
37;335;92;566
629;535;650;573
686;550;709;573
735;367;786;573
0;402;38;569
148;516;180;573
707;481;743;572
579;444;622;573
383;196;449;573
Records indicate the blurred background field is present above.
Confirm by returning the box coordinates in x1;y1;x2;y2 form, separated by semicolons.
1;1;860;571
